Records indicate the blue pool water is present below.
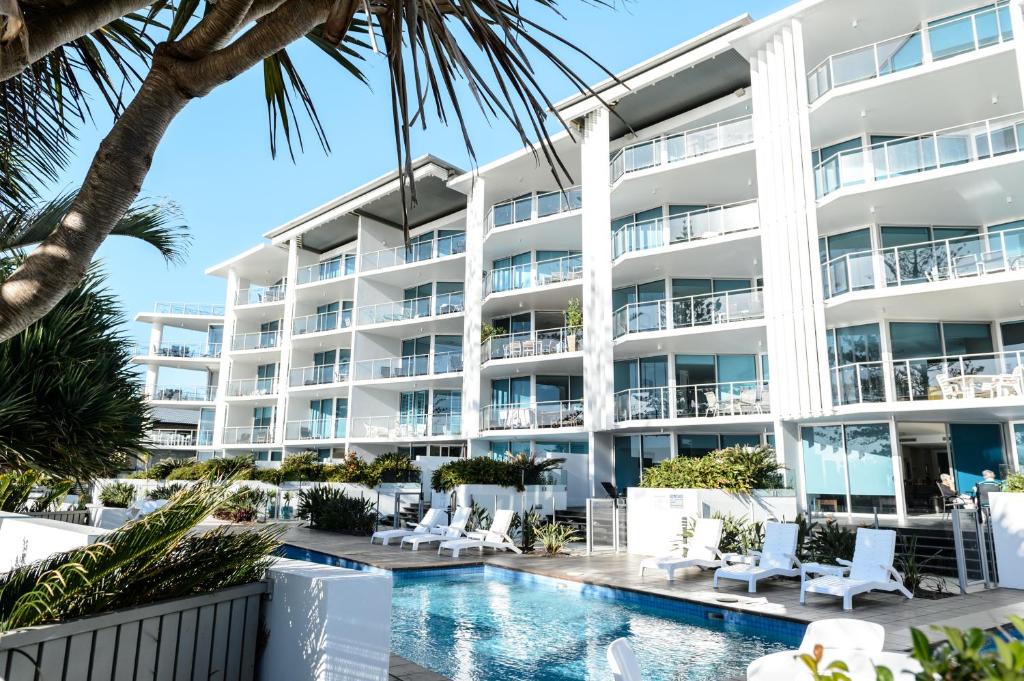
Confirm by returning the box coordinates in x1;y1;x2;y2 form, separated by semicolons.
280;545;803;681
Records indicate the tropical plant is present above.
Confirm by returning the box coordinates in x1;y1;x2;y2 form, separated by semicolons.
0;1;618;342
278;451;325;482
481;322;499;344
0;259;150;479
0;482;281;630
99;482;137;508
148;457;196;480
640;446;784;493
324;452;378;486
805;518;857;565
466;501;492;533
895;535;947;597
512;507;542;553
431;457;524;492
372;452;420;484
797;644;850;681
296;486;377;535
147;483;186;501
565;297;583;329
891;617;1024;680
709;513;765;555
0;470;72;512
214;486;271;522
505;453;566;486
536;521;579;556
1003;473;1024;492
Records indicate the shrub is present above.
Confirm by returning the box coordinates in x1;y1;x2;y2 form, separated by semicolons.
324;452;379;486
213;486;271;523
0;470;72;513
512;507;542;553
1004;473;1024;492
431;457;522;492
148;457;196;480
166;455;256;481
640;445;783;493
505;453;565;486
710;513;764;555
894;616;1024;679
372;452;420;483
466;500;491;532
296;486;377;535
804;518;857;564
536;522;579;556
99;482;137;508
278;452;325;482
147;483;186;500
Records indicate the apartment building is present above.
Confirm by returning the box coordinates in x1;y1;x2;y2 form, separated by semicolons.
134;0;1024;520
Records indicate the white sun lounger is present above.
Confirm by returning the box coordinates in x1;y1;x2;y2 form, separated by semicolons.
370;508;445;545
638;517;724;580
401;507;470;551
800;528;914;610
438;509;522;557
713;521;801;593
607;638;643;681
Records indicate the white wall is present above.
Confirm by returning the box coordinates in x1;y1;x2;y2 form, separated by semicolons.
0;513;109;572
431;484;568;519
260;558;392;681
990;492;1024;589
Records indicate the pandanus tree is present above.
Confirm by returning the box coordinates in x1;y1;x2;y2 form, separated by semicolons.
0;0;617;341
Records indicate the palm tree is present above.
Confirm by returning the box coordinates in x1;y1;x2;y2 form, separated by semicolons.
506;452;567;486
0;0;618;341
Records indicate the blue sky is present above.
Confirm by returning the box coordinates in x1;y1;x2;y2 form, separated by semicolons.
55;0;789;347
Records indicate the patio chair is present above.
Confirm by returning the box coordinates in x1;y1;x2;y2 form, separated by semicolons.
737;387;759;414
713;522;801;593
402;507;471;550
638;517;724;580
936;374;963;400
974;481;1002;509
371;508;445;546
800;528;913;610
607;638;643;681
937;481;967;517
521;340;537;356
798;618;885;654
703;391;722;417
438;509;522;557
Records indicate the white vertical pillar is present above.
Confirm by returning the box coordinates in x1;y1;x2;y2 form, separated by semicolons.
276;239;299;457
889;417;907;521
581;106;613;498
212;269;240;449
144;322;163;397
462;177;486;445
1009;0;1024;94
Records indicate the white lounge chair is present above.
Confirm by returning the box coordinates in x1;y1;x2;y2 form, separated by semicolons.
799;618;885;654
713;521;801;593
800;528;913;610
438;509;522;557
402;507;471;551
638;518;724;580
607;638;643;681
370;508;444;546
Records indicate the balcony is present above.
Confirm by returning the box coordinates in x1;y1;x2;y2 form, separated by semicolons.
822;227;1024;300
611;200;760;261
353;351;463;381
609;116;753;183
222;426;275;445
482;327;582;363
285;418;348;441
297;255;356;285
813;112;1024;199
230;330;282;351
483;255;582;298
236;281;287;306
148;429;199;447
349;414;462;439
289;364;350;387
807;2;1012;103
614;381;771;422
225;377;279;398
831;362;887;406
356;292;465;326
612;288;764;339
480;400;584;431
485;187;582;236
148;385;217;402
135;341;222;359
292;309;353;336
360;233;467;272
153;302;224;316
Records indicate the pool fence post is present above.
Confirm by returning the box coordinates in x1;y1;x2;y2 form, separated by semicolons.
951;509;970;595
585;498;593;555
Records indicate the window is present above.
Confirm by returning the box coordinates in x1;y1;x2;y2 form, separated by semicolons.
399;390;429;430
1002;321;1024;352
403;283;432;318
928;2;1012;61
535;441;589;455
827;324;884;404
315;302;339;331
490;440;530;459
256;363;277;393
491;252;531;292
612;280;666;334
435;282;464;313
614;435;671;491
819;228;873;295
880;225;981;285
334;399;348;437
436;230;465;257
890;322;995;400
676;433;764;458
259;320;280;347
198;408;215;446
407;231;434;263
493;194;531;227
401;336;431;376
207;324;223;354
491;377;531;406
802;424;895;515
432;390;461;435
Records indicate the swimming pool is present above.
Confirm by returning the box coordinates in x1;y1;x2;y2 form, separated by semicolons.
281;545;804;681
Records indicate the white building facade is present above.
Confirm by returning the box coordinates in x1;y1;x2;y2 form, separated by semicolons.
134;0;1024;520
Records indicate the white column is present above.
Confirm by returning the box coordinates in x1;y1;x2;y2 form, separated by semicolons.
580;106;614;498
889;417;907;521
1009;0;1024;94
462;177;486;444
275;238;299;455
212;269;240;449
144;322;163;397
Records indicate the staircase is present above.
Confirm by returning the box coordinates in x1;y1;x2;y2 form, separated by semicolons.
891;524;995;581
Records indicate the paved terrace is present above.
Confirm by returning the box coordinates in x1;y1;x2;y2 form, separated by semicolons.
284;526;1024;659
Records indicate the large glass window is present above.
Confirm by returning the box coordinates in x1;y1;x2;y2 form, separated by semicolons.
820;228;873;295
432;390;461;435
827;324;884;404
1014;424;1024;471
316;301;339;331
612;280;666;334
879;225;980;285
802;424;896;514
614;356;668;420
928;2;1012;61
401;336;431;376
802;425;849;513
491;252;531;292
890;322;995;400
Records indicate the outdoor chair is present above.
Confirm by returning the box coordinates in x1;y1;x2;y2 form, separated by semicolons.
937;482;967;517
438;509;522;557
737;387;760;413
974;481;1002;509
798;618;885;654
713;522;802;592
937;374;963;400
800;528;913;610
607;639;643;681
639;517;724;580
402;507;471;550
371;508;445;546
703;391;722;417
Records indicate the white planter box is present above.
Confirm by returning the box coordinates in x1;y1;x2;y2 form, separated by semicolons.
0;512;109;571
431;484;568;519
989;492;1024;590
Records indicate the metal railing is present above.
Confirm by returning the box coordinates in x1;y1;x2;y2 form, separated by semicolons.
482;326;582;362
480;400;584;430
197;429;213;446
609;115;754;183
814;111;1024;199
348;413;462;438
483;254;583;297
136;341;222;359
148;385;217;402
612;383;768;421
830;361;887;406
230;330;282;351
612;287;764;338
153;302;225;316
353;350;463;381
226;377;279;397
822;226;1024;298
235;281;287;306
356;292;465;325
296;254;357;285
585;498;623;555
292;309;352;335
485;186;582;235
285;418;348;440
148;429;200;447
807;2;1012;102
611;200;760;260
222;426;275;445
360;233;467;271
892;350;1024;401
289;363;350;387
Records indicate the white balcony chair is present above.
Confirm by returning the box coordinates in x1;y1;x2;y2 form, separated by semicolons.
713;522;801;593
438;509;522;557
800;528;913;610
737;387;760;414
639;518;724;580
607;638;643;681
936;374;963;400
703;391;722;417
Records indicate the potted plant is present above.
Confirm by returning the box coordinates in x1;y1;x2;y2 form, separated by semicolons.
564;298;582;351
281;491;293;520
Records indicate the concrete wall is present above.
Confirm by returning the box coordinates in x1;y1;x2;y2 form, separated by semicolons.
625;487;798;556
990;492;1024;590
430;484;568;519
0;512;109;572
260;558;392;681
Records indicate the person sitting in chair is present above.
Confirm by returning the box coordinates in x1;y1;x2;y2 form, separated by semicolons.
937;473;973;509
973;470;1002;509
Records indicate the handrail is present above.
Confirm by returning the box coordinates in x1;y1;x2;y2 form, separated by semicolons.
285;418;348;440
348;413;462;438
148;385;217;402
225;377;279;397
292;309;352;335
222;426;275;445
135;341;222;358
891;349;1024;401
153;302;224;316
611;199;760;259
481;326;582;362
480;400;584;430
148;429;200;446
356;292;465;325
830;360;887;406
611;287;764;338
485;186;582;235
230;330;282;351
296;254;357;285
353;350;463;381
360;233;467;271
609;115;754;183
236;281;287;306
289;364;350;387
483;254;583;297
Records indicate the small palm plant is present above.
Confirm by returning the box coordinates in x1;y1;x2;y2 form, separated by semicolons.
98;482;137;509
536;522;580;556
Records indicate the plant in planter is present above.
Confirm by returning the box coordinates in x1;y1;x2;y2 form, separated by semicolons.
536;521;579;556
1003;473;1024;492
371;452;421;484
296;485;377;535
505;453;566;486
147;483;186;501
431;457;524;492
467;500;491;532
640;445;783;493
99;482;137;508
213;486;271;523
564;298;582;351
512;507;542;553
481;322;499;345
281;491;294;520
0;470;73;513
805;518;857;565
148;457;196;480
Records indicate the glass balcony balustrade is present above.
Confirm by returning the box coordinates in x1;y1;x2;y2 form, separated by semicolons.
349;414;462;438
609;115;754;183
236;281;287;306
153;302;224;316
613;381;770;422
360;233;467;271
482;327;582;363
483;255;582;298
356;292;465;325
611;200;760;260
285;418;348;441
148;385;217;402
225;377;279;397
292;309;353;336
485;187;582;235
807;2;1012;102
148;429;199;447
296;255;357;285
289;364;350;387
480;400;584;430
135;341;222;358
612;288;764;338
230;330;282;351
814;112;1024;199
353;350;463;381
222;426;275;445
